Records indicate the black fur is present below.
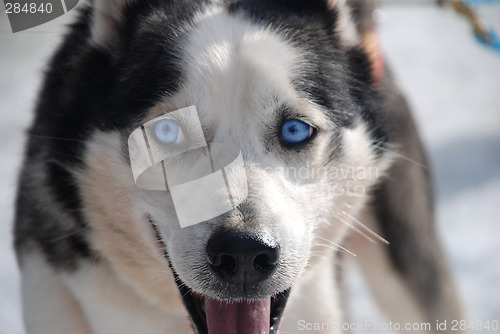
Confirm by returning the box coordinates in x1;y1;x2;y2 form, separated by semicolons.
228;0;370;128
228;0;388;155
15;1;208;270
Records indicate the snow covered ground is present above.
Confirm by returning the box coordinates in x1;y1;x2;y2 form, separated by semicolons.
0;3;499;334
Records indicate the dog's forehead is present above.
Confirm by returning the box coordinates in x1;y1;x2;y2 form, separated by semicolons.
116;0;361;135
178;7;302;120
121;0;362;152
141;6;327;143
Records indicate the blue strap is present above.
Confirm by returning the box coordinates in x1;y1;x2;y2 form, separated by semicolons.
464;0;500;4
474;26;500;53
459;0;500;53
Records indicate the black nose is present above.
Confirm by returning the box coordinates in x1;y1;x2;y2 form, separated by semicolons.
206;230;280;284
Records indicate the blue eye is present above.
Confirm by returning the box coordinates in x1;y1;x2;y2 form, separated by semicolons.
281;120;313;144
155;119;185;144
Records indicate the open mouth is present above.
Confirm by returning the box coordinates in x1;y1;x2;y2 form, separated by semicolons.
148;217;290;334
173;271;290;334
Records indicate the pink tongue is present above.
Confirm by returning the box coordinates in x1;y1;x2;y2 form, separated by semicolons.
205;296;271;334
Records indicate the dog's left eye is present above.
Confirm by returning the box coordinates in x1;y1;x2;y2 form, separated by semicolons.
281;120;314;144
155;119;185;144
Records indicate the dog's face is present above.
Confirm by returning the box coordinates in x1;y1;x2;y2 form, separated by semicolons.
72;0;390;332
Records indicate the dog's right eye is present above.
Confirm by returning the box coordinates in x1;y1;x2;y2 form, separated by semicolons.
155;119;185;144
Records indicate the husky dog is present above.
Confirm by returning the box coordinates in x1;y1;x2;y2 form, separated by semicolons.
15;0;464;333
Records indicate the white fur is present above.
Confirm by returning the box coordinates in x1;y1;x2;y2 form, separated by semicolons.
21;253;92;334
60;258;188;334
346;208;427;329
281;255;344;334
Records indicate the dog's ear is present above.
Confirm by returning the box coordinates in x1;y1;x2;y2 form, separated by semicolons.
327;0;359;45
90;0;132;46
268;0;358;45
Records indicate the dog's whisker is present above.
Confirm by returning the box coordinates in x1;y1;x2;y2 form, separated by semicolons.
45;227;90;242
314;236;357;256
316;236;356;256
27;133;87;143
335;214;376;244
340;210;390;245
309;252;332;259
181;288;192;299
373;141;428;169
311;243;356;257
309;251;333;255
277;290;289;301
308;254;330;261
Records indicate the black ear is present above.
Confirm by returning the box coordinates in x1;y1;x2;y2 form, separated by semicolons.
91;0;132;46
270;0;359;45
270;0;334;13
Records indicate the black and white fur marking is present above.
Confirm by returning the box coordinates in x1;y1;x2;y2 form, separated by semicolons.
15;0;464;333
